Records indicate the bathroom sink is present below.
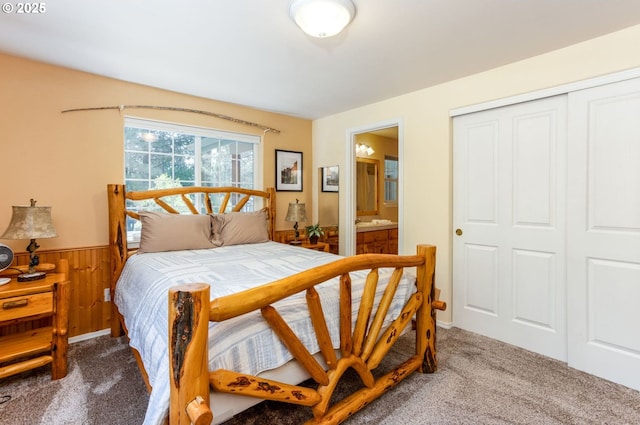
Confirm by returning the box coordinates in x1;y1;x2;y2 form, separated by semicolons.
356;220;396;228
356;222;378;227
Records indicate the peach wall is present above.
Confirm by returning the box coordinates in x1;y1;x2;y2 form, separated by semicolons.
312;24;640;324
0;53;312;252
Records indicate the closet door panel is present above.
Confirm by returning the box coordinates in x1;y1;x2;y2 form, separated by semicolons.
589;95;640;231
513;112;555;227
463;243;499;315
568;77;640;391
512;249;556;329
465;121;499;224
453;96;567;361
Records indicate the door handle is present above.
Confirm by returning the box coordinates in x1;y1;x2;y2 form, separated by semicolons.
455;228;463;236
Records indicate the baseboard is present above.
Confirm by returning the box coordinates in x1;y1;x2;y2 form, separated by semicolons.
437;320;453;329
69;328;111;344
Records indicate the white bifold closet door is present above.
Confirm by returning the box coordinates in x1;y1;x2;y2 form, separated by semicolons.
567;77;640;390
454;76;640;391
453;96;568;361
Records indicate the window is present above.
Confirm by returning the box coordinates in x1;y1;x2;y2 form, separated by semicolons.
124;117;261;239
125;117;260;190
384;155;398;205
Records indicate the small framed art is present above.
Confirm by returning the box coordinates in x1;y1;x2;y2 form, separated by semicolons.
275;149;303;191
321;165;339;192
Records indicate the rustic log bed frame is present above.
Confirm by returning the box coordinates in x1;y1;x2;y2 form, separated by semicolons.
107;184;446;425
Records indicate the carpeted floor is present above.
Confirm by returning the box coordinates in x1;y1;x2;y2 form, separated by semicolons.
1;327;639;424
0;334;148;424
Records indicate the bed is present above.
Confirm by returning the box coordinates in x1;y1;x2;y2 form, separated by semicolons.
107;184;445;425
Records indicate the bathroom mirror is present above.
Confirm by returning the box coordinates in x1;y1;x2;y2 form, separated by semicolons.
356;158;379;216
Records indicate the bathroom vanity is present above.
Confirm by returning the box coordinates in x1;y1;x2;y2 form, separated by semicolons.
355;222;398;254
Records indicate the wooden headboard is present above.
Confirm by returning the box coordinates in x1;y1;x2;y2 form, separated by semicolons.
106;184;276;336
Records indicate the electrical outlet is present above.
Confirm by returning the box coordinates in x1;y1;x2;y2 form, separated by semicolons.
104;288;111;302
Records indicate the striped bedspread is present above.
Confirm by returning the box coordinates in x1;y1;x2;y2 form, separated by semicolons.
114;241;414;425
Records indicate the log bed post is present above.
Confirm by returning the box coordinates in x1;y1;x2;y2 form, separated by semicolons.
414;244;438;373
107;183;128;337
169;283;213;425
52;259;69;380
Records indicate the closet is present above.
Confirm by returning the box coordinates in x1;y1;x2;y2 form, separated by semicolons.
452;75;640;391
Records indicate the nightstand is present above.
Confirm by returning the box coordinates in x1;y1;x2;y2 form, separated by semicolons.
299;242;330;252
0;259;69;380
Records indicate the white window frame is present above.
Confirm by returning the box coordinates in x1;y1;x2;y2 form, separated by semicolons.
124;116;262;189
123;117;263;243
384;155;398;206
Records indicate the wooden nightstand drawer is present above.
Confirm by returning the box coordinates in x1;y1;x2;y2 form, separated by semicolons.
0;292;53;322
0;262;69;380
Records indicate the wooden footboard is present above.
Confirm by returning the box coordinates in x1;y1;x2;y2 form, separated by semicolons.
169;244;444;425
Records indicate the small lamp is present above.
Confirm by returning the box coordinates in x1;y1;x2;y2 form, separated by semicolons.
285;199;308;245
1;199;58;282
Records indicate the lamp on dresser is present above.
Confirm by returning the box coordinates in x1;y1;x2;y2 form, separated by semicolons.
285;199;308;245
1;198;58;282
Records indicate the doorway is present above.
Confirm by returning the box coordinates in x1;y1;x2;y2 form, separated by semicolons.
344;119;403;256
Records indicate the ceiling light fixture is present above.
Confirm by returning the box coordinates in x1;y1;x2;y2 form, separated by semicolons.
289;0;355;38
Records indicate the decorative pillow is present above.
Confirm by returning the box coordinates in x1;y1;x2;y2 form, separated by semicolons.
211;209;269;247
138;211;214;254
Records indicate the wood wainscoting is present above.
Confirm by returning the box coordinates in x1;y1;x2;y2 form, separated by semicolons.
0;246;110;339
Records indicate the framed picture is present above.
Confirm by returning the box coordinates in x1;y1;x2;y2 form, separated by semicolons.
275;149;303;191
322;165;339;192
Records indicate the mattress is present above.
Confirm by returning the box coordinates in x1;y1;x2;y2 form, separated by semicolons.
115;241;414;425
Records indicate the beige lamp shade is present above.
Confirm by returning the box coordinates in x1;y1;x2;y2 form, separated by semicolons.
285;202;308;223
285;200;307;245
1;203;58;240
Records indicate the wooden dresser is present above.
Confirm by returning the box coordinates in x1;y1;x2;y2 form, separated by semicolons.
0;259;70;380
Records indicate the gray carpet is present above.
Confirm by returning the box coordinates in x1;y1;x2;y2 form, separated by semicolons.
1;327;639;424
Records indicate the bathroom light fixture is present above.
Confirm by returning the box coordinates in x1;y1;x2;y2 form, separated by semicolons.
289;0;355;38
355;143;375;157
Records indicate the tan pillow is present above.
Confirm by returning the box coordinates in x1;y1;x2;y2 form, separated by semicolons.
211;210;269;246
138;211;214;253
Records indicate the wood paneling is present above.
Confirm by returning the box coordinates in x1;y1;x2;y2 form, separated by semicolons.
0;246;110;338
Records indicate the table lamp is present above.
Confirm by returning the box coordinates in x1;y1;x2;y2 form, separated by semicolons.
285;199;307;245
1;199;58;282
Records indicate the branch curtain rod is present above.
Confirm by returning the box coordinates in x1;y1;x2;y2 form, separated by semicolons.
61;104;281;135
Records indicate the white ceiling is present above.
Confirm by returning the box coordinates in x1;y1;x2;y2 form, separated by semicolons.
2;1;640;119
